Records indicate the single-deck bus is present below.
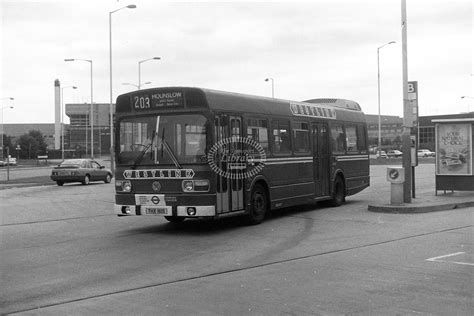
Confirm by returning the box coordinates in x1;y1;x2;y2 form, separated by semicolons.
114;87;369;224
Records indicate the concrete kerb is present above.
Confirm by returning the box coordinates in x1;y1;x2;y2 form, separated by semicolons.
368;192;474;213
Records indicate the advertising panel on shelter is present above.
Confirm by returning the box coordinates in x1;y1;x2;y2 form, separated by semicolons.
436;123;472;175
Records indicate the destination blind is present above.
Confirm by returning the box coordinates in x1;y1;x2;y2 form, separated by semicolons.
131;91;184;111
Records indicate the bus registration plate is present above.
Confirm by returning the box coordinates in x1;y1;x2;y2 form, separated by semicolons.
144;206;169;215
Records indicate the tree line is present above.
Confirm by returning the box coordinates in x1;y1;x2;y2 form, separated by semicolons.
2;130;48;159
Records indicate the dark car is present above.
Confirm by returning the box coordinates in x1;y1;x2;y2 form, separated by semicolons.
51;159;113;186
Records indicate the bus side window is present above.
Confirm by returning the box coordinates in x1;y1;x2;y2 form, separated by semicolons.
357;125;368;153
292;121;310;153
345;125;358;152
246;118;269;153
271;120;291;154
330;124;345;153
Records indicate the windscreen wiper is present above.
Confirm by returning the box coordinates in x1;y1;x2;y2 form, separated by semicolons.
161;128;182;169
131;132;157;169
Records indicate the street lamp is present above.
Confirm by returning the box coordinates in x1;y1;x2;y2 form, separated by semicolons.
110;4;137;173
1;104;14;161
61;86;77;160
122;81;152;90
138;57;160;90
65;58;94;158
377;41;396;153
265;78;274;98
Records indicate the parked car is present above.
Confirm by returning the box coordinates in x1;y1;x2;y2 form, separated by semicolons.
387;150;403;158
376;150;388;158
51;159;113;186
417;149;435;157
0;157;17;166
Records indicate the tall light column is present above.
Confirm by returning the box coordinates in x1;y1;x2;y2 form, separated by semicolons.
401;0;412;203
110;4;137;172
65;58;94;158
60;86;77;160
265;78;274;98
138;57;160;90
377;41;396;153
1;99;14;161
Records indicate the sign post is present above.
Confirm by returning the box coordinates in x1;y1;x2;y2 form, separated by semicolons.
408;81;419;198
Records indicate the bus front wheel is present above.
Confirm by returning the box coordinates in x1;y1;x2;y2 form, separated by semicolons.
331;176;346;207
246;184;268;225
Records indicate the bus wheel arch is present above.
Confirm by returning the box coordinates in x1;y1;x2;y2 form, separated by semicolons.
246;180;269;225
331;172;346;207
165;216;185;224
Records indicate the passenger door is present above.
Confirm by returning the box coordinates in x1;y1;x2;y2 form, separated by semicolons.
312;123;330;197
215;115;245;213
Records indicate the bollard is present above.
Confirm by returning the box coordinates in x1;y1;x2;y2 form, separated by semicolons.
387;166;405;205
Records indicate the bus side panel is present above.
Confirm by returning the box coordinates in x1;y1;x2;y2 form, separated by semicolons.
334;156;370;196
263;158;315;209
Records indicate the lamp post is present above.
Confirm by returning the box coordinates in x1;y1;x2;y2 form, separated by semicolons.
60;86;77;160
138;57;160;90
377;41;396;153
122;81;152;90
1;102;14;161
65;58;94;158
110;4;137;173
265;78;274;98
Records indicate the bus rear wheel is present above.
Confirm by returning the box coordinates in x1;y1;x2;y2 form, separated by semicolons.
246;184;267;225
331;176;345;207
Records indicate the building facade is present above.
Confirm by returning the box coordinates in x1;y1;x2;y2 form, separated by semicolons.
65;103;115;156
365;112;474;151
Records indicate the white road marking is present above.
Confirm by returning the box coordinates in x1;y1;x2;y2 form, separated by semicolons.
426;252;474;266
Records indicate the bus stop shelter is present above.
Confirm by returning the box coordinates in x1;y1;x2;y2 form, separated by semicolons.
433;118;474;195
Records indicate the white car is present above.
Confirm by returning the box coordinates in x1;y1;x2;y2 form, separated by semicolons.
417;149;435;157
0;157;17;166
376;151;388;158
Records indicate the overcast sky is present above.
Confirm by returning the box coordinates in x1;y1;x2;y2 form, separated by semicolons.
1;0;472;124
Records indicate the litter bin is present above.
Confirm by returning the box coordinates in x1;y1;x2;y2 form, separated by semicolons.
387;166;405;205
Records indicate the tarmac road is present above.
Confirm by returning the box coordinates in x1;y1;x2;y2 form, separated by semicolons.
1;164;473;315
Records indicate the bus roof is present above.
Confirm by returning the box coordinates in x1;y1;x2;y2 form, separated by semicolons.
116;87;366;122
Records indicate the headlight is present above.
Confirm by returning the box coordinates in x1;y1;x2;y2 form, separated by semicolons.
182;180;209;192
116;180;132;192
182;180;194;192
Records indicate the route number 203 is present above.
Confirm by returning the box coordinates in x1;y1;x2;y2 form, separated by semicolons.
133;96;151;109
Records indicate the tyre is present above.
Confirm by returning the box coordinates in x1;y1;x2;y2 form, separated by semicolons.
164;216;185;223
56;181;64;186
330;176;345;207
246;183;268;225
82;175;90;185
104;173;112;183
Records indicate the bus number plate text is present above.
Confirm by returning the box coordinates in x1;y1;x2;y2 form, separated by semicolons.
144;207;169;215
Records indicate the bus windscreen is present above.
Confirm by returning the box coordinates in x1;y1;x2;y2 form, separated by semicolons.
118;114;208;166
